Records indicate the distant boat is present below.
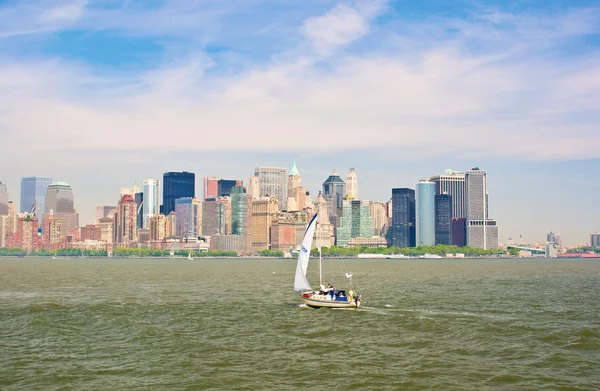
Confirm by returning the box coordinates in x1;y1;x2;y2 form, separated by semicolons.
294;213;362;309
419;253;442;259
188;252;194;260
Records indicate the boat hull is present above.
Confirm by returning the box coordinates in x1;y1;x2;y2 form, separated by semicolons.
303;295;361;309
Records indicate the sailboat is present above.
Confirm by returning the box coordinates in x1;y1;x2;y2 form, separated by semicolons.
294;213;362;309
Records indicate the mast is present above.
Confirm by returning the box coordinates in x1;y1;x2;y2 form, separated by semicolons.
318;222;322;286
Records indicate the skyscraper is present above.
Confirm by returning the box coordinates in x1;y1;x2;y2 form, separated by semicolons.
247;176;259;199
43;182;79;235
391;188;415;248
217;179;239;198
345;168;358;200
134;191;143;230
143;179;159;229
591;233;600;248
254;166;286;209
336;200;374;247
465;168;498;249
416;179;435;246
0;181;8;215
435;194;452;245
231;185;252;252
203;176;219;200
96;206;116;222
162;172;195;216
322;169;346;229
202;197;232;237
430;170;466;219
114;194;137;247
175;197;202;239
20;177;52;225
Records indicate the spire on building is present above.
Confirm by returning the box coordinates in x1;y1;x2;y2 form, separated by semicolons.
289;159;300;177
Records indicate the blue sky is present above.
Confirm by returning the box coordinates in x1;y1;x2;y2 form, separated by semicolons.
0;0;599;246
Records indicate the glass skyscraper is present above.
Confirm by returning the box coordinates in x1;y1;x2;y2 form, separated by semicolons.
416;179;435;247
391;188;415;248
162;172;195;216
336;200;374;247
143;179;159;229
435;194;452;245
254;166;287;209
20;177;53;225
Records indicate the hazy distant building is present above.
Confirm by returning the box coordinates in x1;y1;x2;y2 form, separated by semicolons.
322;169;346;231
143;179;159;229
369;202;388;237
591;233;600;248
0;182;8;215
96;206;116;222
0;215;6;248
435;194;452;245
114;194;137;247
149;214;167;242
336;200;374;247
416;179;435;247
465;168;498;249
175;198;202;239
202;197;232;237
391;188;415;248
231;185;252;252
134;191;143;230
217;179;239;198
314;192;335;249
247;176;259;199
345;168;358;200
43;211;62;249
162;172;195;216
7;201;16;235
451;218;467;247
547;231;558;244
286;160;309;212
20;177;52;225
251;196;278;251
254;166;286;209
7;214;39;253
43;182;79;235
203;176;219;200
430;170;466;219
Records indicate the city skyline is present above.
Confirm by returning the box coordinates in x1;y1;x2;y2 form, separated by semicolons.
0;0;599;246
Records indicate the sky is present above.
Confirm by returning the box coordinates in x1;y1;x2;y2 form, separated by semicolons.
0;0;599;247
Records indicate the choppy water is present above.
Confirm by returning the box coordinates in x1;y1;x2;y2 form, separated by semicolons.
1;257;599;390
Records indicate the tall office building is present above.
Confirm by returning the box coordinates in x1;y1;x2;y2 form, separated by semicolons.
175;197;202;239
217;179;239;198
314;192;335;249
134;191;144;229
114;194;137;247
345;168;358;200
547;231;559;244
416;179;435;247
391;188;415;248
286;160;309;212
96;206;116;221
162;172;195;216
430;170;466;219
0;182;8;215
203;176;219;200
322;169;346;230
336;200;374;247
435;194;452;245
465;168;498;249
369;202;388;237
143;179;159;229
20;177;52;226
231;185;252;252
43;182;79;235
251;196;278;251
591;233;600;248
254;166;286;210
202;197;232;237
247;176;259;199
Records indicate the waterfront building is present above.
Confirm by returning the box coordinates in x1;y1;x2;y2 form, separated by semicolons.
97;218;114;244
270;213;307;252
369;202;388;237
43;210;62;249
203;176;219;200
314;192;335;249
7;201;16;234
217;179;239;198
96;206;116;222
43;182;79;236
430;170;466;219
434;194;453;245
143;179;159;229
80;223;102;242
202;197;231;237
347;236;388;248
451;218;467;247
0;181;8;215
0;215;6;248
465;168;499;249
20;177;52;226
254;166;286;209
416;179;435;247
391;188;415;248
591;233;600;248
175;198;202;239
322;169;346;230
7;214;39;253
149;214;167;242
231;185;252;252
345;168;358;200
165;212;177;238
251;196;278;252
114;194;138;247
162;172;195;216
336;200;374;247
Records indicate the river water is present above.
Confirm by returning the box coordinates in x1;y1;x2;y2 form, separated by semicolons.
1;257;599;390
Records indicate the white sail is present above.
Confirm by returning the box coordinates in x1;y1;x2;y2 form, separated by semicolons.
293;213;318;291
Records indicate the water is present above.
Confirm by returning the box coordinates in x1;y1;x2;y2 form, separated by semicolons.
1;258;599;390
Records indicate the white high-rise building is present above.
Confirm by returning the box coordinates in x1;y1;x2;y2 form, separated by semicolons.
0;181;9;216
430;169;466;219
143;179;159;229
416;179;435;246
345;168;358;200
254;166;286;210
465;168;498;249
